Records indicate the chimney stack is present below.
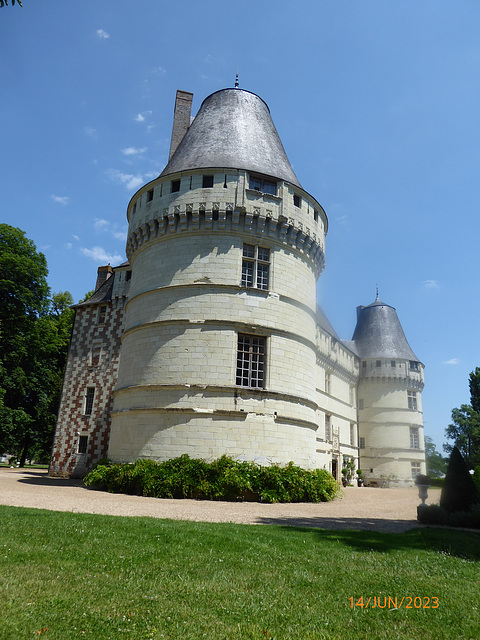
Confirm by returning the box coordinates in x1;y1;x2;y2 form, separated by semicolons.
168;90;193;160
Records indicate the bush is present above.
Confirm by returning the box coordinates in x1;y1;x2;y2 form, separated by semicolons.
440;447;478;513
417;503;480;529
84;455;340;504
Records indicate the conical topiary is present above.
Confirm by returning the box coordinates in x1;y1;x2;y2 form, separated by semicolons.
440;446;478;513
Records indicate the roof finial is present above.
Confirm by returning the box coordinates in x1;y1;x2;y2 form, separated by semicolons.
375;284;379;300
235;72;239;88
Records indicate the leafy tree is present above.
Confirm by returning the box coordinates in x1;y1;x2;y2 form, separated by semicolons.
425;436;447;477
444;368;480;469
0;225;73;465
0;1;23;6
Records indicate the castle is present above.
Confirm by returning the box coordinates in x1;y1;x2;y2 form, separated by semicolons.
50;86;426;484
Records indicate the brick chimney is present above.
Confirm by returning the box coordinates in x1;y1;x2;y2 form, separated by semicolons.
168;90;193;160
95;265;113;291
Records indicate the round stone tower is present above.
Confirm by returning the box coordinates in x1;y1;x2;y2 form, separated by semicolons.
108;88;327;467
352;297;426;485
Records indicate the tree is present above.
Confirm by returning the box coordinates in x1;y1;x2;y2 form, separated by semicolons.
0;1;23;6
0;225;73;464
440;446;478;513
444;368;480;469
425;436;447;477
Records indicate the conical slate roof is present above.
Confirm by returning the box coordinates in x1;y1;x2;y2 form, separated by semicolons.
160;88;301;187
352;298;420;361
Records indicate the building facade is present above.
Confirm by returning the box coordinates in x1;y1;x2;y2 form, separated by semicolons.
50;87;426;484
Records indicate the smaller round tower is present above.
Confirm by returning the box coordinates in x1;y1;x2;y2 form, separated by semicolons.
352;297;426;485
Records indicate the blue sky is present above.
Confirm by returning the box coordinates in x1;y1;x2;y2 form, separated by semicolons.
2;1;479;452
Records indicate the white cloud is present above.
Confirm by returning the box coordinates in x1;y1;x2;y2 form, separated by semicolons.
134;110;152;123
122;146;147;156
94;218;110;231
152;66;166;75
72;235;80;241
65;242;72;250
336;215;348;225
84;126;97;139
51;194;69;205
423;279;440;290
94;217;127;242
96;29;110;40
80;246;122;264
108;169;144;190
444;358;460;365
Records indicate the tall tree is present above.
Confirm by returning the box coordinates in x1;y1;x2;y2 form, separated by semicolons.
444;368;480;469
425;436;447;477
0;225;73;464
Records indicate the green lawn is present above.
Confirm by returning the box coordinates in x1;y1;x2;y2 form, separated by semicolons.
0;506;478;640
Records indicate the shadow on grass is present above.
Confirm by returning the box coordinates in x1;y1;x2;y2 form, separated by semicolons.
257;515;414;533
271;522;480;561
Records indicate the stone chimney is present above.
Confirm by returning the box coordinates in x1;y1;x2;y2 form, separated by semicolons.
168;90;193;160
95;265;113;291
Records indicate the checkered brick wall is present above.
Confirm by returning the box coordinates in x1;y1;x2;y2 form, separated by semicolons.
49;295;126;477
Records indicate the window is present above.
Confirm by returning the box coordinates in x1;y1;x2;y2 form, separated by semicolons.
202;175;214;188
325;372;331;395
249;175;277;195
132;202;137;214
314;210;318;222
171;179;180;193
84;387;95;416
362;361;367;368
91;342;102;367
126;271;132;282
325;414;331;442
146;188;154;202
408;391;417;410
78;436;88;454
376;360;381;367
410;427;419;449
293;194;301;208
350;423;355;446
410;361;419;371
236;334;266;388
359;437;365;449
241;243;270;290
391;360;396;368
411;462;421;479
97;305;107;324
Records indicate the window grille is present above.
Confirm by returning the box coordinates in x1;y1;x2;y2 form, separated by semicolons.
236;334;266;388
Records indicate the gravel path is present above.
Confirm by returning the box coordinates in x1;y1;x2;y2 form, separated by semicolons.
0;468;441;533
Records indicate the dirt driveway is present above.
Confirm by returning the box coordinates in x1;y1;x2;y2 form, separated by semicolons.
0;467;441;533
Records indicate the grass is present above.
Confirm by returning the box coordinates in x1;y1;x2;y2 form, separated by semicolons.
0;506;479;640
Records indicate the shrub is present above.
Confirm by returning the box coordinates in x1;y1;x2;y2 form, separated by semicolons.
417;503;480;529
84;455;340;504
440;446;478;513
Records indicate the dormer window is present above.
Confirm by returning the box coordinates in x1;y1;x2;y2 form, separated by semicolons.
293;194;301;208
249;175;277;196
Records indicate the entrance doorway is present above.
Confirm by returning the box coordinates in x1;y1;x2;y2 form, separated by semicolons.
331;457;338;482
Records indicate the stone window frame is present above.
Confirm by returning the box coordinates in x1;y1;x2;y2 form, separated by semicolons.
78;435;88;455
202;174;214;188
171;179;181;193
241;243;270;290
293;193;301;208
97;305;107;325
84;387;95;416
324;414;332;442
248;174;277;196
146;188;154;203
407;390;417;410
235;333;266;389
411;461;421;479
410;426;420;449
359;437;366;449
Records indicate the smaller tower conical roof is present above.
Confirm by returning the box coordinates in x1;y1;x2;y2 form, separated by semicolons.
160;88;301;187
352;297;420;361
